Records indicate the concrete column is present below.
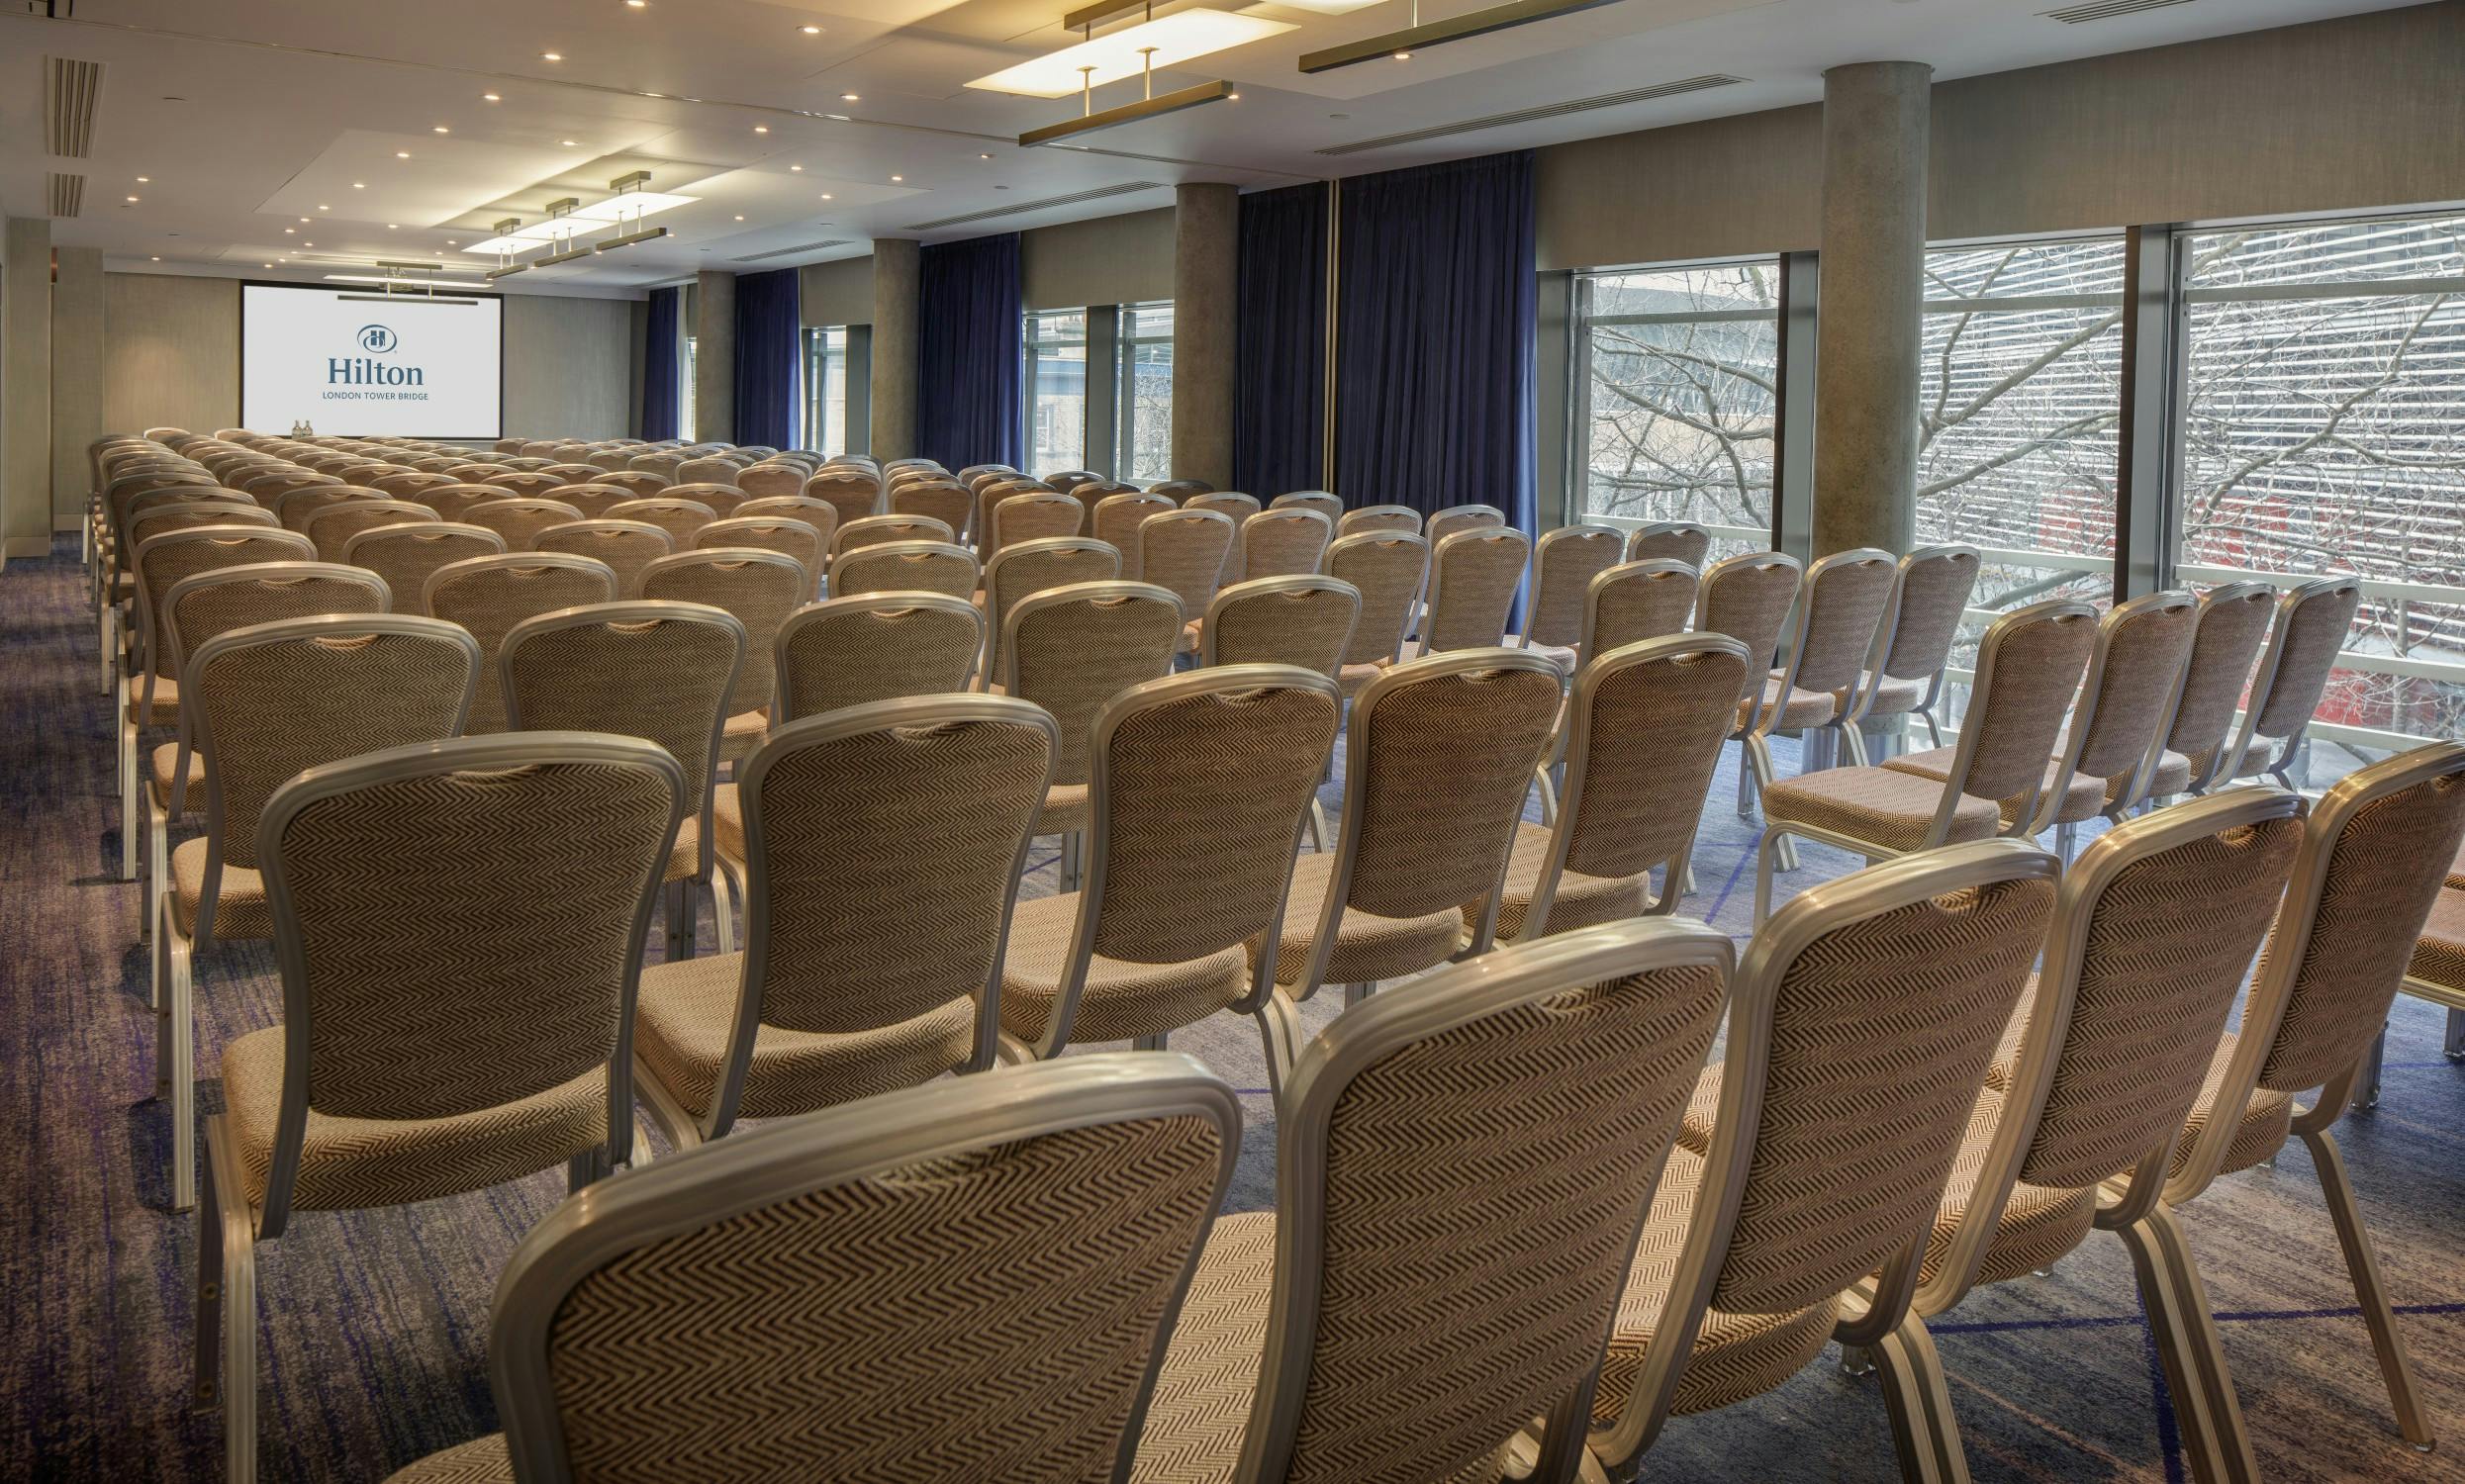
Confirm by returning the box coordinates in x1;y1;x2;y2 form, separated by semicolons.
1812;60;1931;557
694;268;735;442
868;238;919;461
1172;183;1237;490
52;245;105;531
2;218;53;562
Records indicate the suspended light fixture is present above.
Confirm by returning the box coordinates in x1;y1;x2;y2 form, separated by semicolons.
1297;0;1626;73
464;173;696;256
984;1;1283;146
321;261;488;296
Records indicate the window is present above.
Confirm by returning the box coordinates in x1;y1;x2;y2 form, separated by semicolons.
2173;212;2465;786
680;335;698;443
1916;237;2126;723
803;326;850;453
1573;261;1779;562
1116;301;1175;484
1022;309;1089;475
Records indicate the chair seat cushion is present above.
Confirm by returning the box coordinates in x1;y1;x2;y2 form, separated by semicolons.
148;742;203;811
1760;765;2002;854
1130;1211;1277;1484
1037;782;1090;839
125;672;179;725
998;893;1247;1046
660;815;702;883
1482;820;1646;942
1255;849;1464;991
1337;661;1387;698
170;836;268;940
1882;746;2106;828
716;707;765;766
1593;1144;1840;1425
1744;675;1837;733
2407;883;2465;1002
713;782;744;865
1922;1085;2097;1289
1839;672;1928;719
2169;1033;2292;1179
221;1026;606;1214
632;953;974;1124
2147;748;2194;798
382;1435;512;1484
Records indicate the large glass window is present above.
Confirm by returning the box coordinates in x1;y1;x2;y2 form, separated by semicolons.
1574;262;1779;561
1117;301;1175;484
1022;309;1089;476
1917;237;2127;722
802;325;849;453
2173;211;2465;786
680;335;698;443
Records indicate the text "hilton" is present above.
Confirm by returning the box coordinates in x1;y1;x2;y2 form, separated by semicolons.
328;357;425;386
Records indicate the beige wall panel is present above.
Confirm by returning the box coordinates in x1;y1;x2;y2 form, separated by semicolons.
504;293;634;440
799;256;875;325
1022;206;1177;310
52;247;106;526
1537;105;1822;271
103;272;237;439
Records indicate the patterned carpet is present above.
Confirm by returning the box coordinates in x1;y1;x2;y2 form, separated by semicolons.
6;532;2462;1482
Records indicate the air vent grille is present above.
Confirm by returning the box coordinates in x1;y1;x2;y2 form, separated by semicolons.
2042;0;2196;21
45;57;102;157
47;172;83;218
904;181;1164;232
1316;74;1745;156
732;238;853;264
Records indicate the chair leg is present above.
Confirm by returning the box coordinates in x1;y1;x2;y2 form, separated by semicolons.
2298;1125;2436;1450
2445;1008;2464;1062
160;899;198;1211
661;879;695;961
1536;766;1559;828
1255;992;1304;1103
1869;1312;1970;1484
1343;980;1378;1007
2117;1205;2259;1484
1307;797;1330;853
1753;829;1784;929
119;718;141;881
1845;725;1871;768
145;797;169;1006
1130;1032;1168;1051
708;867;737;958
2352;1025;2385;1112
2054;821;2078;864
196;1121;257;1484
1059;832;1084;893
1746;737;1797;873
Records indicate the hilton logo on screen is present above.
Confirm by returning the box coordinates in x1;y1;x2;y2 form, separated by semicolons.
329;325;425;387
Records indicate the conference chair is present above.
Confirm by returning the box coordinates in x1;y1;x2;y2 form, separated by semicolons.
998;581;1185;888
731;495;839;554
1627;519;1714;568
340;523;503;616
155;615;480;1211
533;519;675;599
1582;841;2059;1484
627;450;688;481
1266;490;1341;523
2401;844;2465;1067
631;697;1058;1150
537;483;636;520
586;447;631;473
1336;503;1419;538
381;1055;1236;1484
665;481;751;520
830;512;952;558
591;469;670;498
676;455;742;486
889;478;974;540
1754;600;2099;925
369;470;455;500
1137;509;1236;651
1001;666;1340;1061
1407;525;1530;658
1498;635;1751;944
1832;544;1982;762
1753;546;1898;785
2142;581;2277;799
1248;650;1560;1084
1239;508;1332;583
1511;522;1626;669
460;498;584;553
1059;476;1130;529
272;485;390;533
605;496;717;549
1197;575;1360;676
1094;491;1176;572
1531;558;1711;829
199;732;686;1484
1043;467;1102;492
980;537;1122;688
1424;502;1506;552
1187;492;1262;585
640;550;807;765
501;602;744;960
1132;917;1735;1484
300;499;435;563
828;539;980;601
418;483;518;522
793;468;878;528
423;553;619;734
1147;478;1213;500
990;491;1087;556
538;463;604;486
735;463;806;500
236;468;336;501
1321;530;1428;696
481;470;571;499
2221;576;2363;788
1694;550;1805;858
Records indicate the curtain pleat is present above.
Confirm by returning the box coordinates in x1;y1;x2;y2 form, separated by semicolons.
640;285;681;441
1234;183;1330;497
918;233;1023;469
732;268;801;447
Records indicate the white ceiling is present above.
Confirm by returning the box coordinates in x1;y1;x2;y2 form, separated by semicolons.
0;0;2432;295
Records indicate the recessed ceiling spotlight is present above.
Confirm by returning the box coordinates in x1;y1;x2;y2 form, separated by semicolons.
799;24;820;33
263;262;273;268
825;113;848;121
387;224;399;230
303;241;313;247
320;204;331;210
1228;91;1242;100
734;214;745;221
136;175;150;182
789;164;802;171
979;152;992;159
753;125;769;134
890;174;902;182
1393;49;1410;59
300;217;311;223
446;241;457;247
483;92;502;101
151;255;160;261
432;126;449;134
284;228;296;233
542;51;563;60
396;150;412;158
819;192;833;201
352;181;366;189
627;0;646;7
561;139;579;147
840;93;859;101
125;194;140;203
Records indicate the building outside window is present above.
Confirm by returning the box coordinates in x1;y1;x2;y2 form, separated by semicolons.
1022;309;1089;476
680;335;698;443
803;325;849;453
2171;210;2465;786
1117;301;1175;484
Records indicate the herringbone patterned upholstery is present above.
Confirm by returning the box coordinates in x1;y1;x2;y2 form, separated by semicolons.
695;519;824;596
834;515;952;556
164;572;388;680
1206;583;1357;676
606;499;716;550
1626;525;1711;568
1261;850;1463;987
1520;527;1625;650
2171;1036;2293;1176
423;484;519;522
2409;877;2465;991
1242;512;1331;583
480;470;569;498
1344;665;1560;921
1761;765;2003;852
988;544;1122;676
274;486;386;533
1009;591;1183;800
999;896;1251;1045
1140;513;1235;626
891;481;974;539
1949;608;2102;806
1561;647;1748;882
1696;558;1799;723
426;560;616;734
671;484;756;523
303;502;434;563
462;499;584;553
134;530;317;700
641;556;805;719
344;526;502;615
1785;556;1897;700
773;602;981;725
803;471;883;528
1326;535;1426;671
1489;828;1639;940
1420;532;1527;655
1586;563;1698;657
1189;496;1261;585
2073;601;2201;805
830;541;979;600
543;485;638;520
2252;584;2361;739
736;463;805;499
1875;552;1979;692
1920;1089;2098;1287
1096;495;1176;568
992;493;1086;554
2165;589;2276;783
533;522;672;599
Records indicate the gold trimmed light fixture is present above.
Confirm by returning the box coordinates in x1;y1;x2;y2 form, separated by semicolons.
320;261;490;294
1297;0;1629;73
465;172;688;270
979;1;1287;147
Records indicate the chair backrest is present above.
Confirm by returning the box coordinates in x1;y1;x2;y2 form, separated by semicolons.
1220;918;1734;1484
1304;650;1562;981
1241;508;1333;583
424;553;620;733
273;484;389;533
1424;504;1506;551
736;463;806;500
540;463;605;485
640;551;808;718
1143;477;1209;499
593;469;671;498
420;483;517;522
2066;591;2201;806
1188;493;1263;585
983;537;1123;685
301;499;435;563
1423;527;1530;653
130;525;318;693
773;594;985;724
542;484;638;520
1136;509;1236;621
370;470;456;500
1524;635;1753;939
606;498;717;549
667;482;751;521
1094;492;1177;571
2233;576;2363;780
1200;576;1361;676
1322;531;1428;669
1694;551;1803;729
1043;468;1101;493
1035;667;1341;1055
676;455;743;486
1766;546;1898;719
1580;559;1698;664
826;539;982;602
1625;521;1712;568
732;496;841;553
695;516;825;598
1921;787;2307;1311
2165;582;2278;790
483;470;573;499
501;602;746;879
628;451;688;479
802;469;884;527
1336;504;1419;538
1934;599;2101;828
463;498;586;553
533;519;676;599
482;1055;1236;1482
991;491;1086;555
1591;840;2058;1464
1843;544;1981;722
252;732;685;1237
1003;582;1185;790
159;563;393;712
832;513;953;558
1521;523;1626;651
126;501;275;551
341;523;504;616
888;478;974;539
724;697;1058;1121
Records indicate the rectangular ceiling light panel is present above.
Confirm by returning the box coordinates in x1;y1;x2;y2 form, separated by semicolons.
462;192;699;255
967;10;1293;98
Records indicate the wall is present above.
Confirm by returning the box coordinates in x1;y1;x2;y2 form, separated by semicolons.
51;247;105;527
799;255;874;326
1022;207;1175;310
1536;2;2465;270
503;293;634;439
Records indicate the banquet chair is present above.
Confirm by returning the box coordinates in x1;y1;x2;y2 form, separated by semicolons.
1095;491;1177;572
1198;575;1360;676
676;455;742;486
990;491;1087;556
1322;530;1427;696
1582;840;2059;1484
381;1054;1236;1484
1626;520;1713;568
501;602;743;960
980;537;1122;688
1148;478;1213;500
1044;467;1102;492
2401;845;2465;1066
1138;510;1236;652
2144;581;2277;798
889;478;974;541
538;463;604;486
1267;491;1343;525
1752;546;1897;784
539;484;637;520
1406;525;1529;658
1754;599;2099;926
156;614;480;1211
1239;508;1332;583
631;696;1057;1150
735;463;806;500
424;553;618;734
831;512;952;557
200;732;685;1484
798;469;883;529
627;450;688;480
1531;559;1707;827
2222;576;2364;788
369;470;455;500
1833;544;1981;762
1001;666;1341;1061
1188;492;1262;586
605;496;716;549
828;539;980;601
592;469;670;498
345;522;507;615
666;482;751;520
461;498;584;553
1694;550;1804;860
272;485;387;533
731;496;839;554
533;519;674;599
1511;522;1626;670
586;447;632;473
1423;502;1505;553
480;470;571;499
956;461;1018;486
1131;917;1734;1484
420;483;519;522
1337;503;1419;538
300;499;435;563
640;550;807;766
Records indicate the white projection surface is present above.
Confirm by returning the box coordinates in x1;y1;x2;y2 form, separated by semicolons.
241;285;504;437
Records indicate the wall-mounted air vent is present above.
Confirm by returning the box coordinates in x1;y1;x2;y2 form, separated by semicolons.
904;181;1165;232
732;238;853;264
47;172;84;218
2041;0;2196;21
1316;75;1746;156
45;57;103;157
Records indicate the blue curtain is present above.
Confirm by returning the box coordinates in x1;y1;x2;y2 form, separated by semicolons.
917;232;1022;469
1234;183;1330;497
732;268;801;447
640;285;681;440
1333;150;1538;534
